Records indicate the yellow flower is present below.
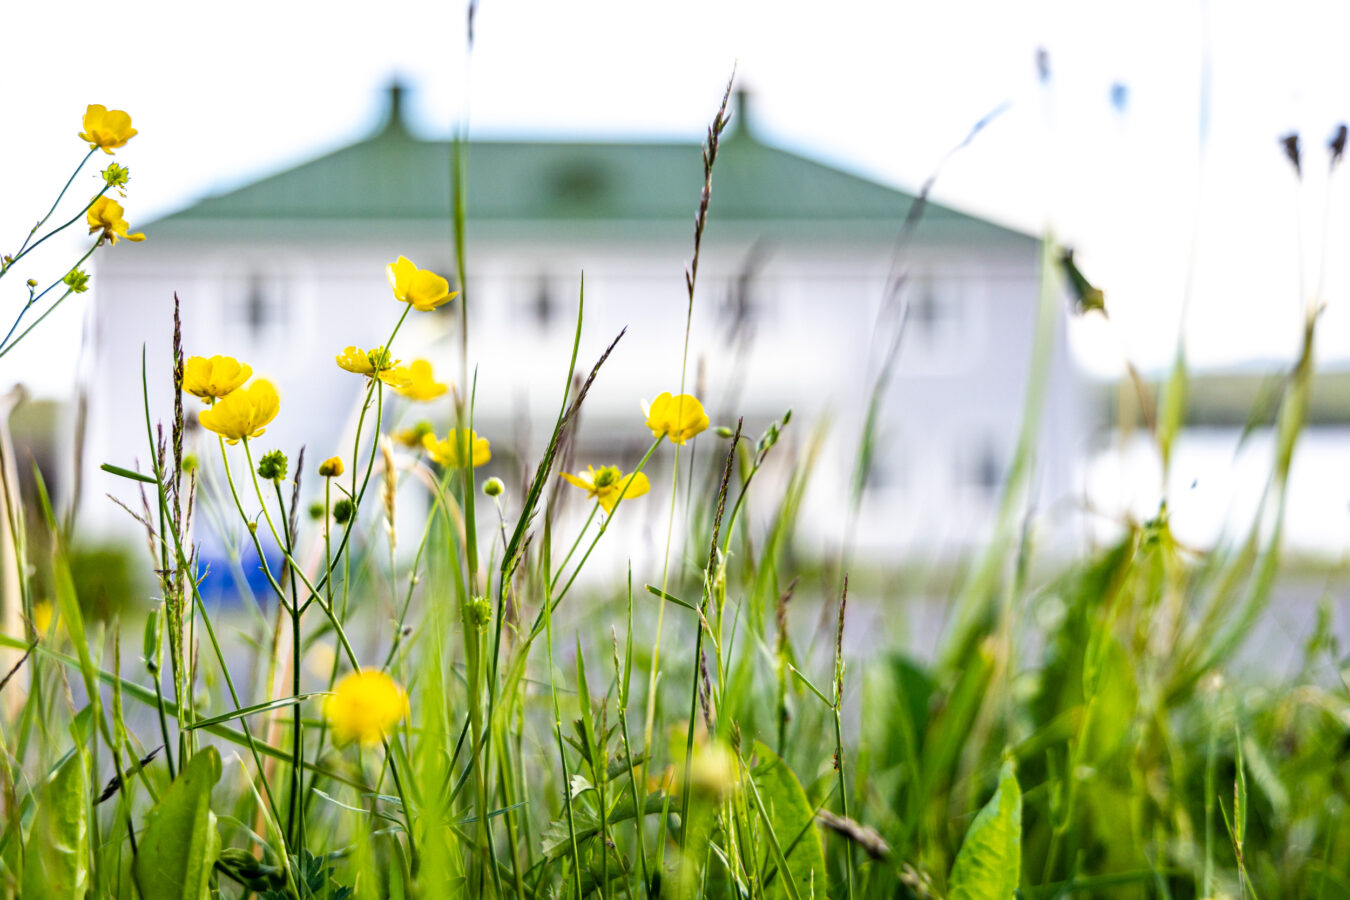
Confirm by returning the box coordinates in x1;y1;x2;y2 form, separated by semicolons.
643;392;710;445
79;104;137;153
324;669;409;746
422;430;490;468
336;345;399;376
318;457;345;478
32;601;55;635
182;355;252;404
197;380;280;444
386;256;456;311
560;465;651;514
86;196;145;245
383;359;448;402
393;421;434;449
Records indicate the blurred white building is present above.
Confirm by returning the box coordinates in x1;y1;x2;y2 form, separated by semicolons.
84;83;1086;574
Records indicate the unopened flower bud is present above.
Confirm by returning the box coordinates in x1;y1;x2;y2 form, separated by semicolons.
483;476;505;497
308;501;325;520
318;456;344;478
333;498;355;525
256;450;287;483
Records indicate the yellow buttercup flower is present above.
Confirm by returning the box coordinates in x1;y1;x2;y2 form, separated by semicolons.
318;457;344;478
383;359;448;402
324;669;409;746
336;345;399;376
86;196;145;245
198;380;280;444
182;355;252;404
422;430;490;468
643;393;710;445
79;104;137;153
560;465;651;514
32;601;55;635
386;256;456;312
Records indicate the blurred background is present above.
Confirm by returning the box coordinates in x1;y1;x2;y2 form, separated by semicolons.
3;0;1350;660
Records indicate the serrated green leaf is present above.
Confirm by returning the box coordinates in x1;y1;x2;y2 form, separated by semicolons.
948;760;1022;900
21;748;90;900
133;746;222;900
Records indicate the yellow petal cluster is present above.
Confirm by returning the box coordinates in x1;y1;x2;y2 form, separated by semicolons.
387;256;456;312
422;429;491;468
182;355;252;404
86;196;145;245
318;457;345;478
324;669;409;746
79;104;137;153
198;380;280;444
383;359;448;402
643;393;710;445
336;345;399;376
560;465;651;514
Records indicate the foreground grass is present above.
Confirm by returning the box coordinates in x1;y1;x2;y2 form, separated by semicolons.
2;86;1349;900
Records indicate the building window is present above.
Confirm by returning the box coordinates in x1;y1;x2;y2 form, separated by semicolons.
959;435;1004;498
532;276;556;331
908;277;962;350
226;272;288;350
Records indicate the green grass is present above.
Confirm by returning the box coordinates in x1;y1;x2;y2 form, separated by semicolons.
1;84;1349;900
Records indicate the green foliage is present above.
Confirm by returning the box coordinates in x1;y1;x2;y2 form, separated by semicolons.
133;747;222;900
750;741;826;898
948;761;1022;900
21;749;90;900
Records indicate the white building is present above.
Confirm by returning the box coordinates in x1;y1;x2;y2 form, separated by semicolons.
85;83;1086;579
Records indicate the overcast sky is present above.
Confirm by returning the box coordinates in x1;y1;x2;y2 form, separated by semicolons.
4;0;1350;397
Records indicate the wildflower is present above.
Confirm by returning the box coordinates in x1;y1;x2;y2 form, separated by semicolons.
79;104;137;153
256;450;287;483
422;430;490;468
324;669;409;746
643;392;710;445
560;465;650;514
25;279;37;289
469;596;492;628
182;355;252;404
86;196;145;245
482;476;504;497
685;740;741;799
62;268;90;293
393;421;434;449
333;499;356;525
383;359;447;402
318;456;344;478
198;380;280;444
386;255;456;311
102;163;130;191
335;345;398;377
308;501;325;521
32;601;54;635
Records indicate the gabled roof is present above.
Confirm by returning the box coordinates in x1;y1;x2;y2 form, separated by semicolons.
149;85;1035;246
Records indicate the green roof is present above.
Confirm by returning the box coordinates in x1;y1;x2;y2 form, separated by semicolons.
149;85;1035;246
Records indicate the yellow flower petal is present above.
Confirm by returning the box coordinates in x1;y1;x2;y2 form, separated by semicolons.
182;355;252;403
422;430;490;468
643;392;710;445
324;669;409;746
386;255;455;311
198;380;280;444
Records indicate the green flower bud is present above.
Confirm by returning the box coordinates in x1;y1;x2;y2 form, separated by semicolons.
333;498;356;525
470;595;492;628
482;476;505;497
256;450;287;483
102;162;131;189
308;501;325;521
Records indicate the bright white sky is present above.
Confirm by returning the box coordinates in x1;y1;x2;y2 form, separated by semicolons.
4;0;1350;398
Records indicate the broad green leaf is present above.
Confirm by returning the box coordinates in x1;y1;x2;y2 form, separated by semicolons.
134;746;222;900
948;760;1022;900
751;741;826;899
21;749;90;900
540;792;666;860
